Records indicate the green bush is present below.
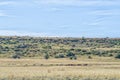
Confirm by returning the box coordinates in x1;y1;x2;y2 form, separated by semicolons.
11;54;20;59
108;53;113;57
69;56;77;60
66;52;75;57
73;56;77;60
55;53;65;58
115;53;120;59
44;53;49;59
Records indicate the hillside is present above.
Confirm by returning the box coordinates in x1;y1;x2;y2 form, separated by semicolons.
0;36;120;59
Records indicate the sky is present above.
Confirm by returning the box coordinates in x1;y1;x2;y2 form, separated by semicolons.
0;0;120;37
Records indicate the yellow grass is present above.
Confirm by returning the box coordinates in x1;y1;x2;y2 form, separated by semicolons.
0;58;120;79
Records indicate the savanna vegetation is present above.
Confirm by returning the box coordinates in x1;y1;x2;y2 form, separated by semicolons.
0;36;120;59
0;36;120;80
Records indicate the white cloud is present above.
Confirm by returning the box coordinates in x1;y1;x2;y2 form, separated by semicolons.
34;0;120;6
58;25;70;29
90;10;120;16
34;0;96;6
0;1;16;6
0;11;15;17
0;30;67;37
0;1;17;17
40;7;63;12
50;7;63;11
0;13;6;16
0;30;49;37
0;30;74;37
88;22;100;26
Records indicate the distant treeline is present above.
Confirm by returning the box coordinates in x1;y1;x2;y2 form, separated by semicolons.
0;36;120;59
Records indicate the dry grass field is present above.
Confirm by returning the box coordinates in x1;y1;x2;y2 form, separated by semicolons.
0;57;120;80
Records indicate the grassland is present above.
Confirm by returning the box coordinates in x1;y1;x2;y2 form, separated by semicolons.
0;36;120;80
0;58;120;80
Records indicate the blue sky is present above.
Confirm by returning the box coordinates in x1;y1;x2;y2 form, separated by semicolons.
0;0;120;37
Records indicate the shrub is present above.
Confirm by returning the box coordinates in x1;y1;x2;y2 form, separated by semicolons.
44;53;49;59
69;56;77;60
88;56;92;59
69;56;73;60
81;49;87;53
66;52;75;57
108;53;113;57
11;54;20;59
73;56;77;60
115;53;120;59
55;53;65;58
